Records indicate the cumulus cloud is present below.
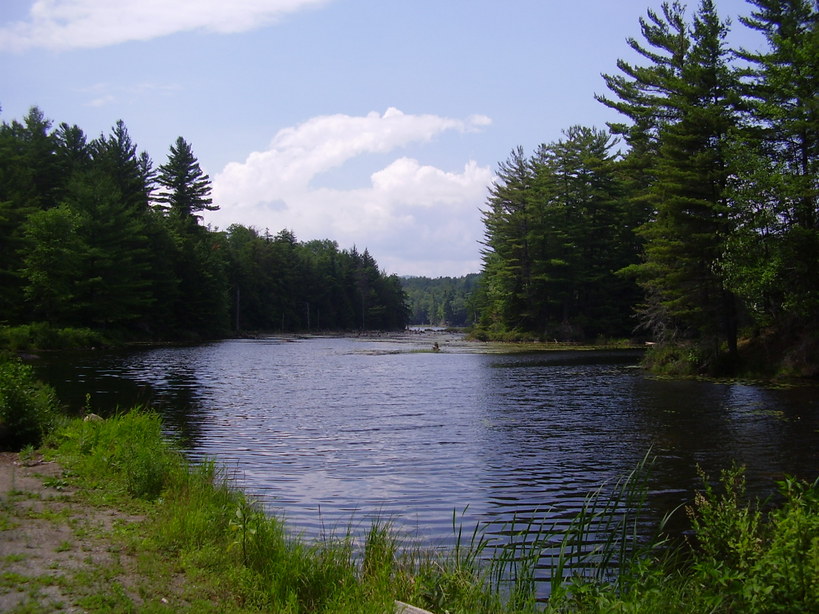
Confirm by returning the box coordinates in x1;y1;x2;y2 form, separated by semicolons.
0;0;331;51
207;108;494;277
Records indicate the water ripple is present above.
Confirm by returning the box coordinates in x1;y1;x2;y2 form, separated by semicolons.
33;338;819;578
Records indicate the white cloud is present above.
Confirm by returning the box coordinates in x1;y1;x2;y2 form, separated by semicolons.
78;81;180;108
86;93;114;107
207;109;494;277
0;0;331;51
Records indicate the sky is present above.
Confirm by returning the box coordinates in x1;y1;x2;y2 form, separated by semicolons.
1;0;766;277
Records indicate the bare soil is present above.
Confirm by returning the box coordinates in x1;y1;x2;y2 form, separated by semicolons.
0;452;143;612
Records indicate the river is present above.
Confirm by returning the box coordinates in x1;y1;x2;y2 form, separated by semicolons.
32;333;819;582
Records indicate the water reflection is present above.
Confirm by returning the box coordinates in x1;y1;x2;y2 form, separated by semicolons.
32;339;818;556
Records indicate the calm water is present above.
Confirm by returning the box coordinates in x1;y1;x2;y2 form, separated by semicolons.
33;335;819;566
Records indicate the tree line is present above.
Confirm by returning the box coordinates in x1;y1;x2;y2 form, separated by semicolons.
475;0;817;372
401;274;482;327
0;112;409;340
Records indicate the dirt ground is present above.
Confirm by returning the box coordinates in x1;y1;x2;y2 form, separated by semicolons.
0;451;143;612
0;453;431;614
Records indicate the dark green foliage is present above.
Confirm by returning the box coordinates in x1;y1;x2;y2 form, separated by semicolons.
0;109;407;342
0;358;59;450
401;274;481;327
600;0;741;359
0;323;105;352
154;136;217;223
91;119;150;212
20;204;84;323
477;127;640;340
724;0;819;332
226;226;409;332
476;1;816;374
0;107;64;325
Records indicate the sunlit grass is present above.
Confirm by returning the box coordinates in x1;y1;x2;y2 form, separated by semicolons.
30;409;819;614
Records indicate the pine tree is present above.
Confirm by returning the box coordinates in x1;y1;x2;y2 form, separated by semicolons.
479;147;537;332
0;107;63;324
154;137;217;226
153;137;229;336
729;0;819;325
22;170;155;328
20;204;84;324
533;126;637;338
92;120;151;212
600;1;741;360
477;127;638;340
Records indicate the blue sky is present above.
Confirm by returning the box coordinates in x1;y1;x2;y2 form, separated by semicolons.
1;0;764;277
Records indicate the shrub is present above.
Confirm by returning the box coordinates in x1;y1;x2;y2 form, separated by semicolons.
682;466;819;614
0;358;60;451
0;323;106;351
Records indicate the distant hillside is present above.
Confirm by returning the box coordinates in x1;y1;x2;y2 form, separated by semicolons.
400;274;481;327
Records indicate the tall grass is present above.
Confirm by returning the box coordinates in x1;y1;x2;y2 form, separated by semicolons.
44;410;819;613
549;453;660;592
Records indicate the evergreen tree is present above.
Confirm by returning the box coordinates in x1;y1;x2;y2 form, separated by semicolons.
402;274;481;327
532;126;637;338
91;120;151;211
477;128;637;340
154;137;217;225
22;170;155;328
55;122;92;179
479;147;537;332
726;0;819;326
171;229;230;336
153;137;229;336
0;107;62;323
20;204;84;324
225;224;271;331
0;107;408;339
601;0;741;359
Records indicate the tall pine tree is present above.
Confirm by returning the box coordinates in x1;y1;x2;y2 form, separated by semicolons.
154;137;217;226
155;137;229;336
600;1;741;362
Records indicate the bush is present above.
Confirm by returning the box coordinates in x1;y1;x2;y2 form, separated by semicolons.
687;467;819;613
0;323;106;351
0;358;60;451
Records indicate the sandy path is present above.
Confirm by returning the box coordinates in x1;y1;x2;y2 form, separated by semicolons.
0;452;141;612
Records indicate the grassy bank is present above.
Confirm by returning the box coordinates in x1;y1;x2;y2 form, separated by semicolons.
1;410;808;612
33;410;517;613
1;354;817;612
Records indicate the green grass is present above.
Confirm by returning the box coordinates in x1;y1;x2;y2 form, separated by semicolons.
28;409;819;613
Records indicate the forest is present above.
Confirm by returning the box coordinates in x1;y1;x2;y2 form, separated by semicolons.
0;115;409;341
402;274;482;327
473;0;817;375
1;0;816;378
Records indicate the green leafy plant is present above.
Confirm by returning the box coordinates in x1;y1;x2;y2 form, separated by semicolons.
228;501;259;566
0;358;59;451
686;467;819;613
